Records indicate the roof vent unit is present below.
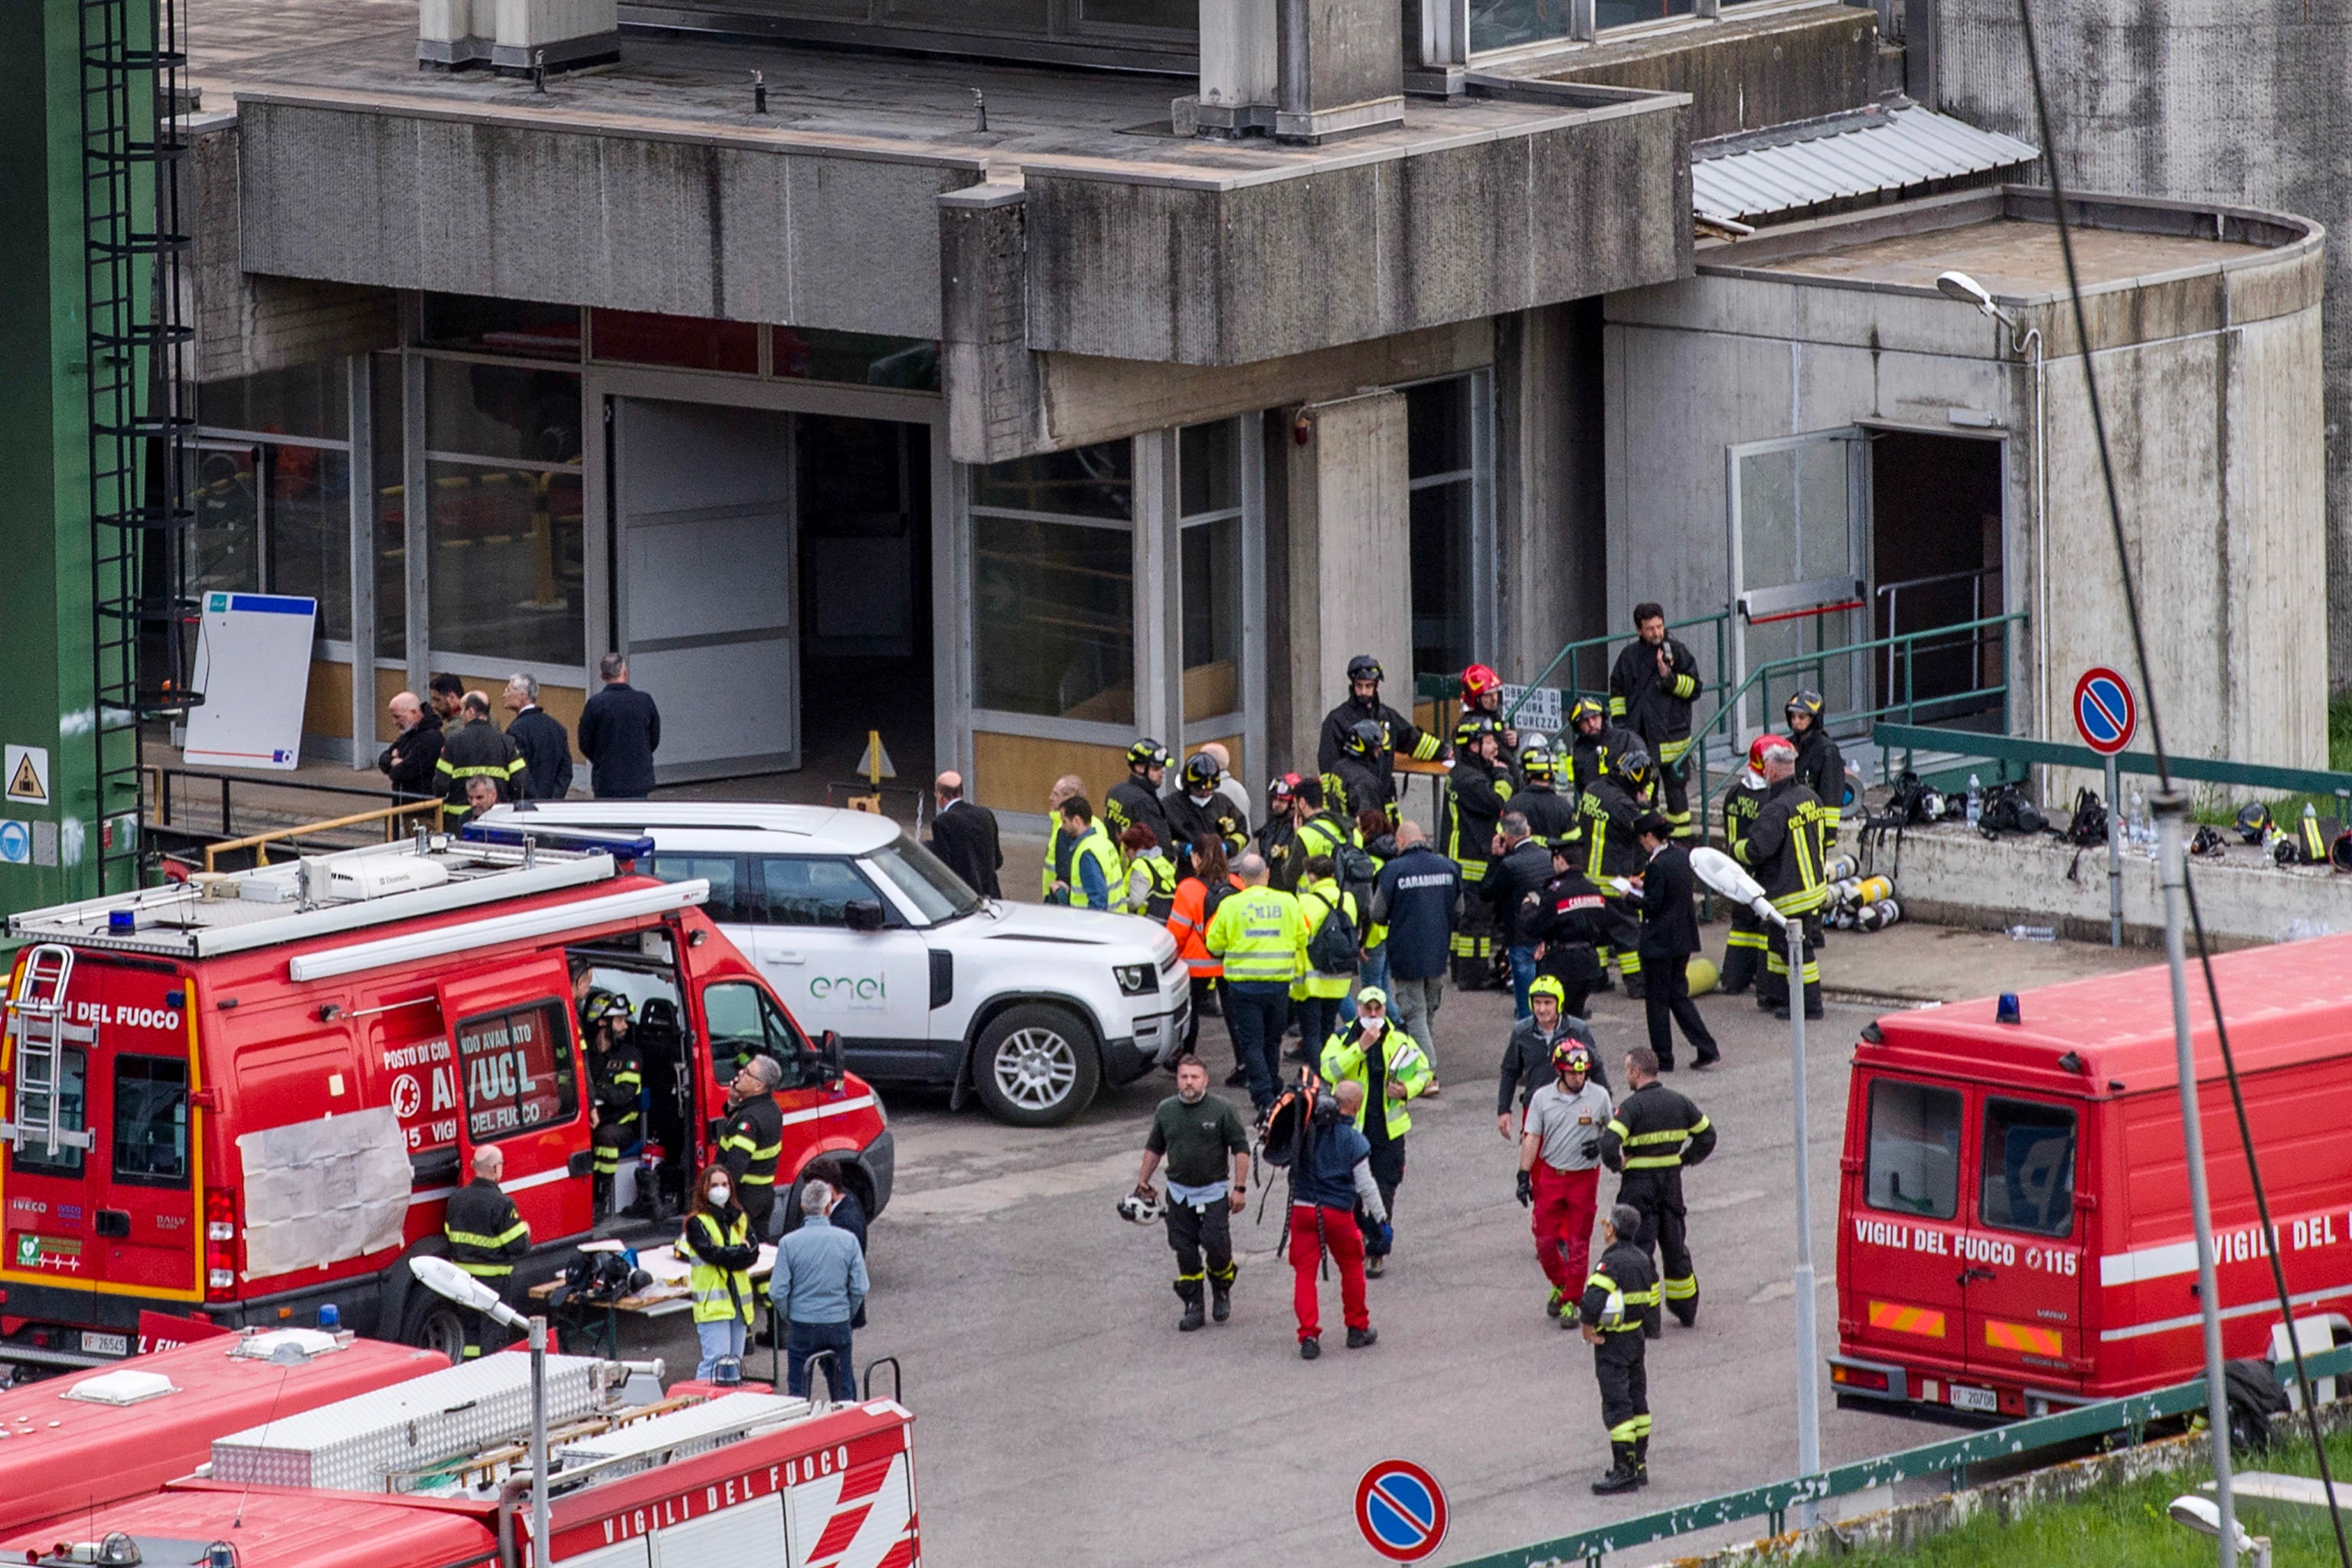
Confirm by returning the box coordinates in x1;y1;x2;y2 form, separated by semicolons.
422;0;619;75
309;855;453;903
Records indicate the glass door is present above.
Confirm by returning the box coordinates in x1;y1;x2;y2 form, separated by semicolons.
1726;430;1868;740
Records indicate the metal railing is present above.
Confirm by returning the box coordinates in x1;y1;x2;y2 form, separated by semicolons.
1499;611;1736;731
1877;566;2002;714
1870;724;2352;815
198;799;446;872
1451;1338;2352;1568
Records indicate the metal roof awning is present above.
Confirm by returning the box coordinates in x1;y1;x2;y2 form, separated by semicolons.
1693;96;2039;227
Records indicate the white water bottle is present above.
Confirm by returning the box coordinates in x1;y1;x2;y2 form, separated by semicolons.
1965;773;1982;827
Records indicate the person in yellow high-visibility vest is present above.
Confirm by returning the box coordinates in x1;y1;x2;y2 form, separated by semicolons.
1318;988;1434;1276
680;1164;758;1380
1204;853;1307;1119
1291;855;1364;1070
1042;795;1122;910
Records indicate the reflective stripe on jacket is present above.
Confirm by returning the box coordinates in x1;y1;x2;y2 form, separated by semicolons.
682;1207;756;1325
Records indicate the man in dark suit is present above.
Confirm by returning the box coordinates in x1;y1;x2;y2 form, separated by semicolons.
1634;813;1720;1070
502;674;574;800
577;653;660;800
927;770;1002;897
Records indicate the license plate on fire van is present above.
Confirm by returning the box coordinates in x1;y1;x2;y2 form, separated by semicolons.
80;1331;129;1357
1948;1385;1998;1414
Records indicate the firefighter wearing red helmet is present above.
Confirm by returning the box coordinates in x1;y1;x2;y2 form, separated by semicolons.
1717;735;1777;995
1317;654;1443;811
1608;604;1704;838
1253;772;1344;894
1443;715;1515;988
1515;1024;1614;1325
1458;663;1519;772
1737;735;1831;1021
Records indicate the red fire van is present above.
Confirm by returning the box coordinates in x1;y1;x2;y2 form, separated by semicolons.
1833;934;2352;1421
0;830;892;1374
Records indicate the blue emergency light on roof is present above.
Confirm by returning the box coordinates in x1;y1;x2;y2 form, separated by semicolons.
108;909;136;932
457;823;657;863
1997;992;2022;1025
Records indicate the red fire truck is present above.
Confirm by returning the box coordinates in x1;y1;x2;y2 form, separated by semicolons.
0;830;893;1375
1832;933;2352;1422
0;1326;920;1568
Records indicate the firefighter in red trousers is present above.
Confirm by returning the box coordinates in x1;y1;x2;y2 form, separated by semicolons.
1516;1040;1615;1325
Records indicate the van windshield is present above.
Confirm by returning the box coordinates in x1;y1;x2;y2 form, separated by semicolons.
867;836;984;924
1865;1079;1961;1220
1980;1098;2077;1237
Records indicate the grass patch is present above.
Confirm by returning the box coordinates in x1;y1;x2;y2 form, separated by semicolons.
1831;1426;2352;1566
2334;689;2352;776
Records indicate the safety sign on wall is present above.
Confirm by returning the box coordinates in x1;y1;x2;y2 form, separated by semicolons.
5;744;48;805
1498;684;1563;732
0;821;28;866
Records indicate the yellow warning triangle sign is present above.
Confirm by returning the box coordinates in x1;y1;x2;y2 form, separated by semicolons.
8;754;45;803
859;730;897;785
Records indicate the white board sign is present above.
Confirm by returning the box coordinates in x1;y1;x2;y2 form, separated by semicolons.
1498;684;1563;733
182;592;318;771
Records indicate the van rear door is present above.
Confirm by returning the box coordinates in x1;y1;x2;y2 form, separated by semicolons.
1962;1093;2087;1390
1844;1074;1968;1370
0;952;200;1335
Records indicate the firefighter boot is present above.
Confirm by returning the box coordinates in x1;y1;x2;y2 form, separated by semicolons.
1175;1277;1206;1332
1632;1436;1650;1486
1209;1263;1235;1324
1591;1444;1642;1495
591;1173;613;1219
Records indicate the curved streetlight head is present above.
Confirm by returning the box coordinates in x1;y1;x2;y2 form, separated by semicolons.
1936;270;2019;330
1690;846;1786;928
2167;1494;2256;1551
411;1254;529;1331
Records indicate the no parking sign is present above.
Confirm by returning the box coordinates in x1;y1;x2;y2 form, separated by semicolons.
1356;1459;1449;1562
2072;666;2137;755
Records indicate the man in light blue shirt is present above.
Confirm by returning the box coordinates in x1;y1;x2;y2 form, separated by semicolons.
769;1178;870;1400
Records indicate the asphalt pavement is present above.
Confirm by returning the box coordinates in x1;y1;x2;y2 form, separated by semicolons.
609;926;2174;1568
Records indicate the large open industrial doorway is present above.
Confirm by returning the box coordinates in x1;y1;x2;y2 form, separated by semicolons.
1869;430;2004;724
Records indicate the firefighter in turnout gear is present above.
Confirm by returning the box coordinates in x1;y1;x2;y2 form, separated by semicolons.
1106;739;1175;855
720;1054;789;1238
1717;737;1775;995
1581;1202;1661;1494
583;991;642;1216
445;1145;531;1357
1444;717;1515;988
1459;663;1519;773
1318;654;1443;810
1566;697;1644;798
1608;603;1703;838
435;691;527;822
1331;720;1396;824
1166;752;1250;861
1576;746;1651;999
1738;736;1830;1021
1783;690;1847;848
1254;774;1305;890
1601;1046;1714;1338
1512;746;1579;845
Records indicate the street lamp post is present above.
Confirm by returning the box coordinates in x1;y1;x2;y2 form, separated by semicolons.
411;1256;551;1565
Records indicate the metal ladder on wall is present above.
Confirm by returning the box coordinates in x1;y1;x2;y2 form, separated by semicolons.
0;946;90;1157
80;0;199;894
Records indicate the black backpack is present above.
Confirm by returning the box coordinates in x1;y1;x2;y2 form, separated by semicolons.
1259;1074;1328;1169
1200;877;1236;924
1305;887;1362;975
2062;788;2109;847
1334;843;1379;913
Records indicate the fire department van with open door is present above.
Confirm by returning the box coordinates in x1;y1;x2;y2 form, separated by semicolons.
1832;933;2352;1422
0;830;891;1374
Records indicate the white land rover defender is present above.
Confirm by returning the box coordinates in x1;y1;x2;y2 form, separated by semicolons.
485;802;1189;1124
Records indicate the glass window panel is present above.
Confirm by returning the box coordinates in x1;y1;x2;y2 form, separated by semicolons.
10;1047;85;1176
702;980;812;1089
1179;419;1238;517
884;0;1050;26
866;839;983;922
1181;514;1242;722
1979;1099;2077;1237
757;856;884;928
112;1054;189;1187
972;441;1132;521
454;1001;580;1144
188;446;262;600
422;293;581;360
1468;0;1576;51
1865;1078;1962;1219
427;361;583;466
1080;0;1194;28
266;447;353;642
1409;480;1474;679
198;363;348;440
973;513;1135;723
773;326;941;391
1407;377;1474;479
1596;0;1694;23
373;353;407;654
426;462;584;664
646;852;755;924
591;309;760;374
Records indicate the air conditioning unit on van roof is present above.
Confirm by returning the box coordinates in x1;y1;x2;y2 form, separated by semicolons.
307;855;453;902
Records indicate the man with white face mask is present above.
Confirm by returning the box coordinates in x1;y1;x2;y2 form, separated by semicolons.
1133;1054;1253;1331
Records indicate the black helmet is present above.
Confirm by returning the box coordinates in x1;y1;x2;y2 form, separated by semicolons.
1126;737;1171;770
1181;752;1221;791
1311;1088;1344;1129
2235;802;2272;844
1786;689;1825;726
1568;696;1607;731
1345;719;1384;759
1455;714;1502;746
581;991;632;1031
1618;746;1654;786
1346;654;1383;684
1521;750;1557;782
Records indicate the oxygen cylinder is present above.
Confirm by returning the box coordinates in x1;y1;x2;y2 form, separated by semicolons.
1857;898;1901;932
1854;875;1893;906
1824;854;1858;883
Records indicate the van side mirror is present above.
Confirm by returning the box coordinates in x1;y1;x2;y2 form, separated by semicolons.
820;1030;844;1084
844;899;886;933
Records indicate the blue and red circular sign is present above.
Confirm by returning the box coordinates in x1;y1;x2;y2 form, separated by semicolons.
2072;666;2137;756
1356;1459;1449;1562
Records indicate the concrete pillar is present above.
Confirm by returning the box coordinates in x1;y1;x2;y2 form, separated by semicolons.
1277;0;1405;143
1283;391;1413;767
1196;0;1279;136
939;181;1037;466
1495;300;1609;693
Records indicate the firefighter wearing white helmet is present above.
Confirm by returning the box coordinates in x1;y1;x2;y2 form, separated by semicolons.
1317;654;1444;810
1717;735;1777;995
1133;1054;1251;1332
